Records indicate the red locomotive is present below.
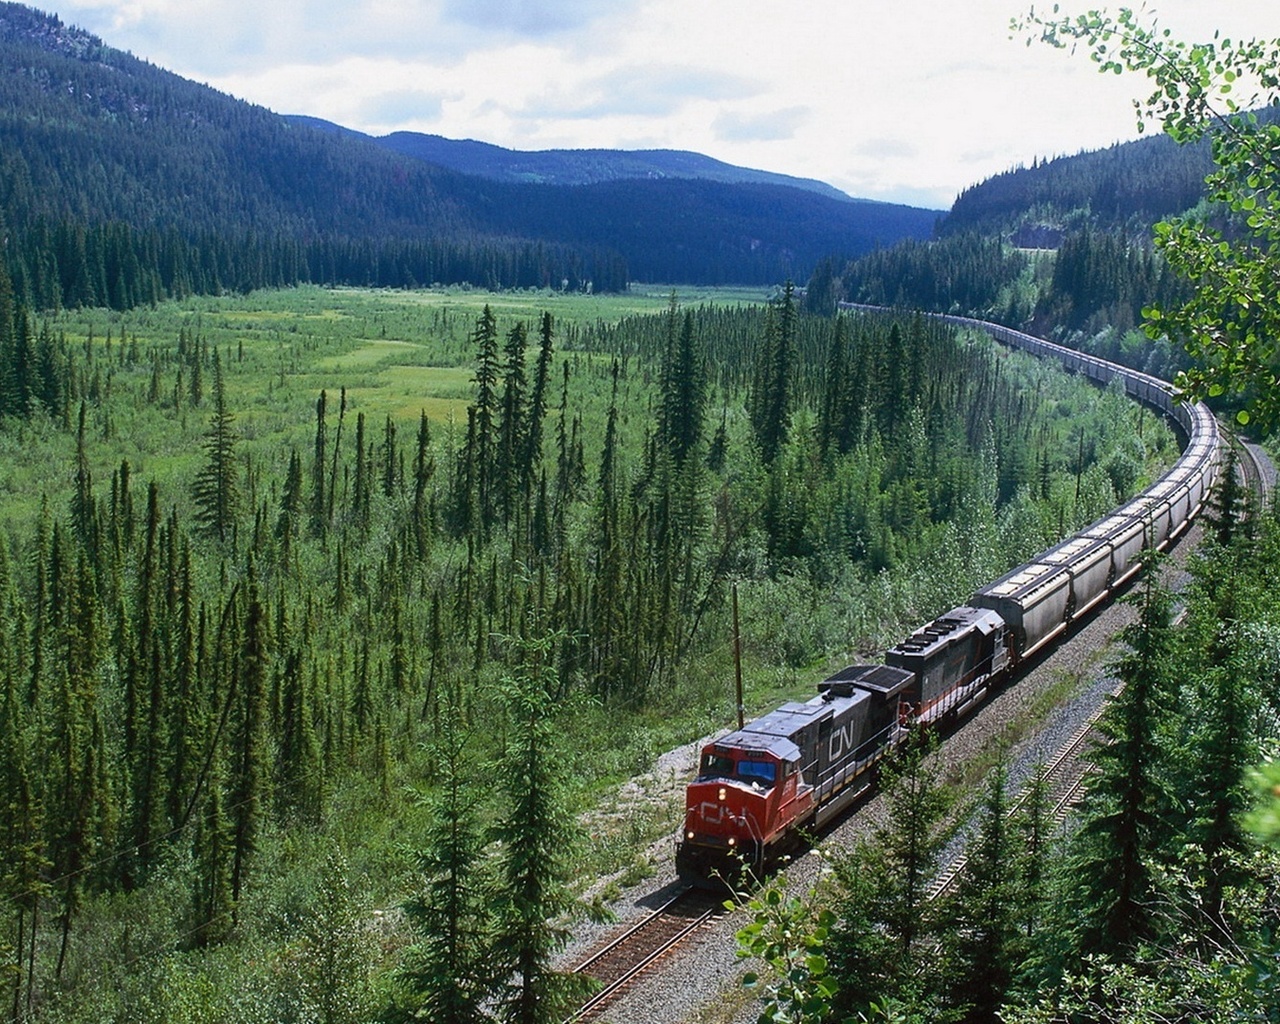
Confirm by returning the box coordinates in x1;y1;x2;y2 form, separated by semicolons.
677;610;1007;883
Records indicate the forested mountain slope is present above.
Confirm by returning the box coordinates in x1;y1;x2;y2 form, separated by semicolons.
0;2;937;303
940;131;1220;242
810;121;1231;377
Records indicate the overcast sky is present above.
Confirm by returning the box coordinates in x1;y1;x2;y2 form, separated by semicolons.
43;1;1280;209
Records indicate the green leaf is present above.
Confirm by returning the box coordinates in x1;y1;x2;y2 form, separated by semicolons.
1237;408;1251;425
805;954;828;974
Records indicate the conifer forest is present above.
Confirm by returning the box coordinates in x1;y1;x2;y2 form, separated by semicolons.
0;267;1185;1021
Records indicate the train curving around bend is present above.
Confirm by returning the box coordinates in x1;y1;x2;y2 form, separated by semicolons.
675;311;1221;885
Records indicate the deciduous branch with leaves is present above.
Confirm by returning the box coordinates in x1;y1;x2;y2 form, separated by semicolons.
1016;4;1280;428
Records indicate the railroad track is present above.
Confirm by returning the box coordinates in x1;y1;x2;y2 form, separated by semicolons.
564;886;728;1022
928;427;1272;907
928;693;1111;903
1233;431;1271;497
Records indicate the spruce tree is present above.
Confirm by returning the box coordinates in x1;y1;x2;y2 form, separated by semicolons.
326;387;348;524
589;363;625;702
749;282;797;463
828;730;950;1018
188;339;204;407
497;320;528;520
944;764;1019;1024
817;314;849;457
310;390;328;538
658;308;706;468
524;312;555;484
489;626;594;1024
1065;554;1176;958
471;305;501;530
1205;444;1246;547
9;311;33;420
167;541;201;831
1;666;48;1023
381;413;399;498
1174;537;1262;938
398;713;493;1023
229;565;269;916
411;410;435;560
70;402;96;558
191;351;239;543
0;246;13;412
191;778;233;947
352;411;370;532
276;449;304;567
1011;764;1051;945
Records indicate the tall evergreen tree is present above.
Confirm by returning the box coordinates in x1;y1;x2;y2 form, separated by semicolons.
229;566;269;916
411;410;436;561
0;665;48;1023
944;764;1020;1024
471;305;501;530
749;282;797;463
1065;554;1176;958
351;411;370;532
817;314;850;458
191;776;233;948
489;626;593;1024
524;312;555;484
276;449;304;567
497;320;529;520
828;730;950;1018
310;390;328;539
657;306;707;468
589;363;626;702
70;402;96;559
398;713;493;1024
166;541;201;832
381;414;399;498
1205;444;1247;547
191;351;239;543
130;483;167;879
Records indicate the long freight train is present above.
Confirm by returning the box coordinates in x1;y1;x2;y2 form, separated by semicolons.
675;311;1221;884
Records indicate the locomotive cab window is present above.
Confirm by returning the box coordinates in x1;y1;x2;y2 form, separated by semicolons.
699;752;735;779
737;759;777;787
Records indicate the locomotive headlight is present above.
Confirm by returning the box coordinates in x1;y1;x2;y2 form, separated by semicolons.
727;837;736;847
718;786;727;801
686;831;694;840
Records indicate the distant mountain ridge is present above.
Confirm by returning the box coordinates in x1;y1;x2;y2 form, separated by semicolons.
286;115;859;202
0;1;941;306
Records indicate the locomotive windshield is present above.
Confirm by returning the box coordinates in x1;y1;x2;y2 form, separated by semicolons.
699;752;735;778
737;760;777;785
697;752;777;788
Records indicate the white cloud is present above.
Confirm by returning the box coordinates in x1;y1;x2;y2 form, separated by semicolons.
714;107;809;143
440;0;617;36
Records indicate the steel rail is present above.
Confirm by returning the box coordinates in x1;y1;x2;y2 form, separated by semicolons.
564;887;726;1023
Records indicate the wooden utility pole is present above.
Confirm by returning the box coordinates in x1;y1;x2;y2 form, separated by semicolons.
732;584;744;729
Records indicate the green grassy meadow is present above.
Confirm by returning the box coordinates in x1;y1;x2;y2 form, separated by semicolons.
25;284;768;531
